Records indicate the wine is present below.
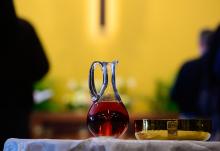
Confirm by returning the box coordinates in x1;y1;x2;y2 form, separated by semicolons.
87;101;129;137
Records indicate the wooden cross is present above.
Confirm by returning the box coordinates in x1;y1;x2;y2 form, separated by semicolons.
100;0;106;27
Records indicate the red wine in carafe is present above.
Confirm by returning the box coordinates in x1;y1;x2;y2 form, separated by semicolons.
87;101;129;137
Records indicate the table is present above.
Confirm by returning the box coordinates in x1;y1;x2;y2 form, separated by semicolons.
4;138;220;151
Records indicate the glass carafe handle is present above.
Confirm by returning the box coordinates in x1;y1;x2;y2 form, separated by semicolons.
89;61;108;102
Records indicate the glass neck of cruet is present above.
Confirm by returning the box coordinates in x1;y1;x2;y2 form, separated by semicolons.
89;60;121;103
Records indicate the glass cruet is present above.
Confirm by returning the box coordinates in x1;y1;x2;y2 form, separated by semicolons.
87;60;129;137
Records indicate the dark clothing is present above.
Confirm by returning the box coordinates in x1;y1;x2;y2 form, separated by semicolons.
0;0;49;148
171;59;203;115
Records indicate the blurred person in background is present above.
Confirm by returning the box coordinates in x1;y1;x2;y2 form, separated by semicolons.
171;26;220;140
170;29;213;116
0;0;49;149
